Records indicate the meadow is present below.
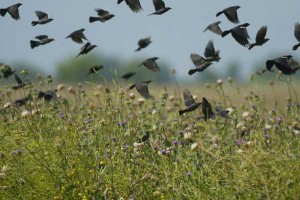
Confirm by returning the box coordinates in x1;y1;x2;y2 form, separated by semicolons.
0;72;299;200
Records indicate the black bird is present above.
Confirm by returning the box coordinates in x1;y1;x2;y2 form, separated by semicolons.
149;0;172;16
138;57;160;72
139;131;150;142
222;23;251;47
249;26;269;50
117;0;143;13
202;97;215;121
135;37;152;52
266;55;298;75
178;89;201;115
216;6;240;24
204;40;221;62
89;9;115;23
204;21;222;36
0;3;22;20
121;71;136;80
88;65;103;74
12;74;30;90
215;106;230;119
31;11;53;26
38;90;58;101
0;64;15;79
13;96;31;107
76;42;97;58
129;80;153;99
66;29;88;44
30;35;54;49
188;54;212;75
293;22;300;50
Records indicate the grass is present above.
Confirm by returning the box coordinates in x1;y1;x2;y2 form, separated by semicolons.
0;73;299;199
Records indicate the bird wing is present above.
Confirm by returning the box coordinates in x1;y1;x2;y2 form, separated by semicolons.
125;0;143;12
204;40;216;58
205;21;222;35
294;22;300;42
256;26;267;43
144;58;160;72
35;11;48;20
136;82;152;99
190;53;205;66
81;42;90;51
8;4;21;20
183;88;196;107
225;6;239;23
95;8;109;16
202;97;214;120
35;35;48;40
232;26;250;46
153;0;165;11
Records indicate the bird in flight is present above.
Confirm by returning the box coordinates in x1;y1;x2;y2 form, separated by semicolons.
129;81;153;99
30;35;54;49
66;29;88;44
89;9;115;23
222;23;251;47
76;42;97;58
0;3;22;21
149;0;172;16
249;26;269;50
266;55;299;75
293;22;300;50
178;89;201;115
216;6;240;24
138;57;160;72
31;11;53;26
204;21;223;36
188;54;212;75
117;0;142;13
135;37;152;52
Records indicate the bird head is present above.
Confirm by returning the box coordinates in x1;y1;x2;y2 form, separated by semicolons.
16;3;22;7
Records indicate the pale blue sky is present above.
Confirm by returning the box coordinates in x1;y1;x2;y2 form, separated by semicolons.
1;0;299;79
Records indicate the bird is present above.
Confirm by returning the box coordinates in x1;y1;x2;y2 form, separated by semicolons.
30;35;54;49
222;23;251;47
216;6;240;24
37;90;58;101
149;0;172;16
178;89;201;115
66;29;88;44
204;21;223;35
249;26;269;50
13;96;31;107
138;57;160;72
121;72;136;80
215;106;230;119
129;80;153;99
88;65;103;74
201;97;215;121
0;3;22;21
138;131;150;143
76;42;97;58
31;11;53;26
135;37;152;52
188;54;212;75
89;9;115;23
266;55;299;75
117;0;142;13
12;74;30;90
204;40;221;62
293;22;300;50
0;64;15;79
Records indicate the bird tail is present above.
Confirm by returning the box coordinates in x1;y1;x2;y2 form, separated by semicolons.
221;30;230;37
188;69;197;75
135;47;141;52
31;21;39;26
0;9;7;16
30;40;40;49
128;84;135;90
216;11;223;17
117;0;124;4
248;43;256;50
178;110;185;115
292;43;300;51
266;60;274;71
89;17;99;23
148;13;155;16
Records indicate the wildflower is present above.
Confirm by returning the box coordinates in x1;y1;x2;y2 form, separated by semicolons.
21;110;31;118
59;112;65;118
216;79;223;86
227;76;233;84
173;140;178;146
161;149;166;155
57;84;65;91
186;171;191;176
235;139;244;146
118;121;127;127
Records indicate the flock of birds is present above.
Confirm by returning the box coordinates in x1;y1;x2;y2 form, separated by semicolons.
0;1;300;118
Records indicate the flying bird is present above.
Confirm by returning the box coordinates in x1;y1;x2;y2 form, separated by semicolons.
201;97;215;121
76;42;97;58
204;40;221;62
0;64;15;79
31;11;53;26
121;71;136;80
0;3;22;20
138;57;160;72
88;65;103;74
135;37;152;52
117;0;142;13
66;29;88;44
222;23;251;47
129;80;153;99
178;89;201;115
204;21;223;35
30;35;54;49
37;90;58;101
149;0;172;16
188;54;212;75
249;26;269;50
89;9;115;23
12;74;31;90
266;55;299;75
13;95;31;107
293;22;300;50
216;6;240;24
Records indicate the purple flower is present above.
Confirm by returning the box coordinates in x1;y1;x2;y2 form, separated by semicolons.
186;171;191;176
59;112;65;118
179;141;185;146
179;131;184;137
173;140;178;146
161;149;166;155
264;134;270;139
118;121;127;127
235;139;244;146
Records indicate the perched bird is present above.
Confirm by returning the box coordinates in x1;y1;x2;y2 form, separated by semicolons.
204;40;221;62
149;0;172;16
178;89;201;115
188;54;212;75
31;11;53;26
13;96;31;107
0;64;15;79
76;42;97;58
30;35;54;49
222;23;251;47
266;55;299;75
121;71;136;80
89;9;115;23
117;0;142;13
216;6;240;24
129;80;153;99
204;21;223;35
0;3;22;20
293;22;300;50
249;26;269;50
135;37;152;52
66;28;88;44
139;131;150;142
138;57;160;72
88;65;103;74
37;90;58;101
201;97;215;121
12;74;30;90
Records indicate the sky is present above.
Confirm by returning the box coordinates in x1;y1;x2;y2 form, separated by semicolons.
1;0;299;80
